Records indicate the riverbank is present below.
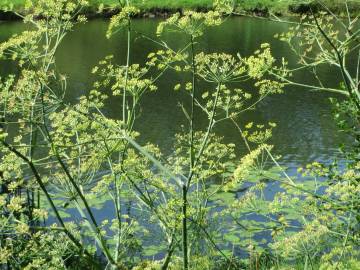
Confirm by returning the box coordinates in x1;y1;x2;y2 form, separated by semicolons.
1;0;359;21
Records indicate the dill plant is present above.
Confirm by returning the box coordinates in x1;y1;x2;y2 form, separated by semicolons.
1;0;358;269
0;0;281;268
220;1;360;269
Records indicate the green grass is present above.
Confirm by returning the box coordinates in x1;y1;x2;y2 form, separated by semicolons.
2;0;213;10
93;0;213;9
1;0;360;15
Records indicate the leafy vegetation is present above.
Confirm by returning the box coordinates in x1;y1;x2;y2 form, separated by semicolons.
2;0;360;16
0;0;359;269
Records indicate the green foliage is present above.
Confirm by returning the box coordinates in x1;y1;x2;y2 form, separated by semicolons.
0;0;359;269
3;0;360;19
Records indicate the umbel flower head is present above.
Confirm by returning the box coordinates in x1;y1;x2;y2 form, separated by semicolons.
195;53;246;83
157;10;223;38
213;0;235;14
93;56;157;97
107;5;139;38
0;31;41;62
23;0;89;21
244;43;276;79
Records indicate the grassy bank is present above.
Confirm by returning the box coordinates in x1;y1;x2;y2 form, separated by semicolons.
1;0;360;19
3;0;213;12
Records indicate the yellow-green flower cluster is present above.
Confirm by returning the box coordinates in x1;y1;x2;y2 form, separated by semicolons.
24;0;89;20
7;196;25;212
228;190;257;209
271;220;329;258
213;0;235;14
157;10;223;38
93;57;157;97
0;247;11;264
107;6;139;39
168;132;237;184
297;162;329;177
276;14;341;65
244;122;276;144
147;50;186;71
245;44;275;79
326;178;360;202
132;260;162;270
231;144;270;186
255;80;284;95
0;31;41;62
33;208;48;219
195;52;246;83
197;84;253;123
319;247;360;270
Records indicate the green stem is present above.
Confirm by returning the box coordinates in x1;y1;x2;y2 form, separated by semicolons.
123;7;131;124
161;234;176;270
189;35;196;173
192;82;222;173
182;34;196;270
182;184;188;270
311;8;360;109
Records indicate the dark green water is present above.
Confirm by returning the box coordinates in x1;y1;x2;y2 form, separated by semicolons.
0;15;348;258
0;17;344;167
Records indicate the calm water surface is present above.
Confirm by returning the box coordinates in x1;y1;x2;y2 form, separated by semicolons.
0;17;344;167
0;17;347;255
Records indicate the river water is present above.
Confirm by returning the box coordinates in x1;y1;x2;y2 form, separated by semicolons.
0;17;344;166
0;16;347;257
